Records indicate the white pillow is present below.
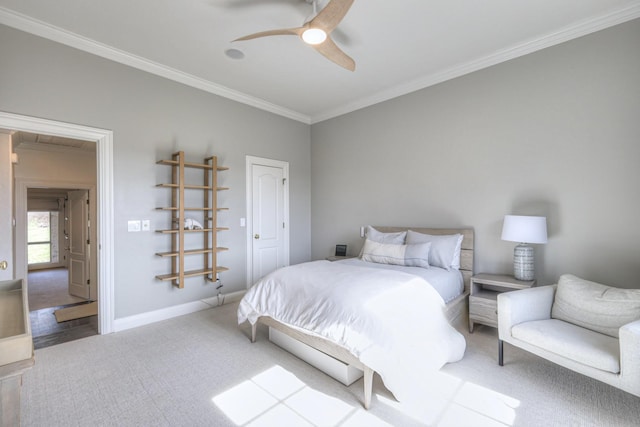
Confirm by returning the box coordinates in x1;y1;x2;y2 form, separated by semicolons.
361;239;431;268
405;230;463;270
365;226;406;244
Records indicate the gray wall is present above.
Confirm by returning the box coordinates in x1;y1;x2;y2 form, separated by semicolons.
0;24;311;318
2;16;639;323
311;19;640;288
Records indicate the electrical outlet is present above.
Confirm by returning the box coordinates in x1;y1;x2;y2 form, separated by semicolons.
141;220;151;231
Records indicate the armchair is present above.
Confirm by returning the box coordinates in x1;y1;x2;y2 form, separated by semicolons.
497;274;640;398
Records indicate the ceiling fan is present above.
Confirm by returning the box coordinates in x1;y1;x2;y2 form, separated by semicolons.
233;0;356;71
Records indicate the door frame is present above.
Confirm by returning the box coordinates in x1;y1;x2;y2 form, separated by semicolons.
0;132;14;280
0;111;115;334
245;156;290;288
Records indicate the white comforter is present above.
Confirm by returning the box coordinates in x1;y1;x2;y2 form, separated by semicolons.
237;260;466;402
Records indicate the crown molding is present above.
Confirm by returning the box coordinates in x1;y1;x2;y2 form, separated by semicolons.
1;4;638;126
0;7;311;124
310;3;640;123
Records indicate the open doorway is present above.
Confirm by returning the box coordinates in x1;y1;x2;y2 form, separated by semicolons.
27;189;86;310
14;133;99;348
0;111;115;335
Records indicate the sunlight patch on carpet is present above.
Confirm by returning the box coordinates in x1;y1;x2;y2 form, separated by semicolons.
212;365;392;426
377;370;520;426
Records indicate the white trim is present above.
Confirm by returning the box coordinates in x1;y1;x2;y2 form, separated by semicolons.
245;156;290;288
0;7;310;125
311;3;640;123
0;111;115;334
113;290;245;332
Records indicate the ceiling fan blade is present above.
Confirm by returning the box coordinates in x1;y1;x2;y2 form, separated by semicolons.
313;36;355;71
310;0;354;32
234;27;303;41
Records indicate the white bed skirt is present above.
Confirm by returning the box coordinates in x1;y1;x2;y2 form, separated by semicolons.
269;327;364;386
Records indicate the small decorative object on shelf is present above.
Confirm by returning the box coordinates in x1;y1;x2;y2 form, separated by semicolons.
468;273;535;332
183;218;203;230
155;151;229;288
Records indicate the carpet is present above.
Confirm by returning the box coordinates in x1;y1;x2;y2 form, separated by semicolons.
53;301;97;323
21;302;640;426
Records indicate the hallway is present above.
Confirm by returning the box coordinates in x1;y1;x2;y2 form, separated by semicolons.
28;268;84;311
28;268;97;349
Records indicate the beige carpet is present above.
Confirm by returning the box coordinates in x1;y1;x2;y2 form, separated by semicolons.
28;268;85;311
53;301;98;323
21;302;640;426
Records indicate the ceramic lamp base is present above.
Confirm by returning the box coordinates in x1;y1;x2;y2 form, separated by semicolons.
513;244;534;281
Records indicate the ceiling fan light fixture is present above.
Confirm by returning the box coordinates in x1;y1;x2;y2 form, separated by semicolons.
302;28;327;45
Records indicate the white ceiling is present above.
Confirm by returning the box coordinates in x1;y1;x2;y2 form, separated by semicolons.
1;0;639;124
12;131;95;152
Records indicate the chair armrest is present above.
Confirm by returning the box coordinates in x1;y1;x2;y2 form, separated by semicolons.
619;318;640;392
498;285;556;340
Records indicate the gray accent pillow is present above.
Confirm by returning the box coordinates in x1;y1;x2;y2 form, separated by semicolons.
361;239;431;269
551;274;640;338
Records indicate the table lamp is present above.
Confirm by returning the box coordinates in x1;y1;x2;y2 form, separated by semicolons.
501;215;547;281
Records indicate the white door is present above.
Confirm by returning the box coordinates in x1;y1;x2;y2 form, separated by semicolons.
0;133;13;280
248;158;289;284
68;190;90;299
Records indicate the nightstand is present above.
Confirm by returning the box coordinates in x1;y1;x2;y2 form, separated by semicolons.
469;273;535;332
325;256;355;261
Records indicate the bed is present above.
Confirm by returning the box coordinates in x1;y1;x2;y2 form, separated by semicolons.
238;226;474;408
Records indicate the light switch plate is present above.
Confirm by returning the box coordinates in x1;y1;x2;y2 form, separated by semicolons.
128;220;141;232
141;220;151;231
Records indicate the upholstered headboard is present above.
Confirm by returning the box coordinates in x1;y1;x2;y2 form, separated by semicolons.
372;226;475;292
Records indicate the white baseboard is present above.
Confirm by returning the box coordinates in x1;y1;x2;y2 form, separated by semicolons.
112;290;245;333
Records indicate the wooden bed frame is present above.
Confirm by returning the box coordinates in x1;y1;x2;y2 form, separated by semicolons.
249;226;474;409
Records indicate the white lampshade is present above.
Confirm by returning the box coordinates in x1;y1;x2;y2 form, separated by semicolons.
501;215;548;244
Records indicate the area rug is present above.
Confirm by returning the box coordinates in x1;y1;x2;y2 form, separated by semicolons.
53;301;97;323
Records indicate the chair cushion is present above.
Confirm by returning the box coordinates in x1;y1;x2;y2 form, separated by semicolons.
512;319;620;373
551;274;640;338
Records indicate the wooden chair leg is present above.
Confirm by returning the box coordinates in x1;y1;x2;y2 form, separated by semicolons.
498;339;504;366
363;367;374;409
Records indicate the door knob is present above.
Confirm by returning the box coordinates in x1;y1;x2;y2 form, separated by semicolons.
0;260;7;270
254;234;260;239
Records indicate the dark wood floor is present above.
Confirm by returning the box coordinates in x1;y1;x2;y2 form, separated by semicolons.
30;302;98;350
